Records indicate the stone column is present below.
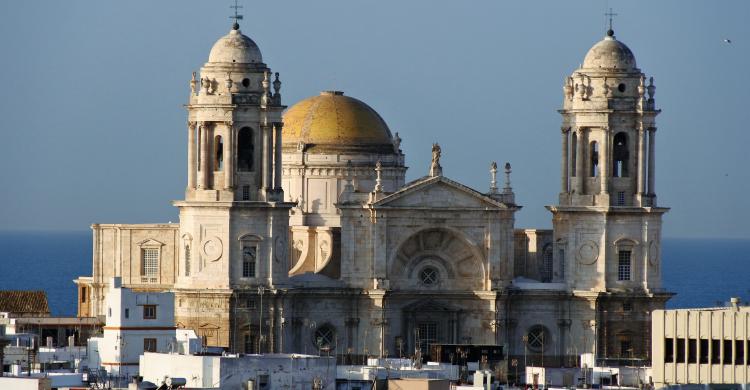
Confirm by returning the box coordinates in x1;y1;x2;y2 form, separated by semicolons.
261;123;271;191
575;127;585;194
187;122;197;190
199;122;210;189
224;122;234;190
600;128;609;194
274;122;283;190
648;128;656;195
637;125;647;196
561;128;569;193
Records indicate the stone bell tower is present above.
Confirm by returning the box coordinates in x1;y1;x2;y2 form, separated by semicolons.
548;28;672;360
172;21;293;350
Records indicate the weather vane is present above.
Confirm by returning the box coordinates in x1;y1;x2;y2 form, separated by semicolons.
230;0;244;27
605;8;617;32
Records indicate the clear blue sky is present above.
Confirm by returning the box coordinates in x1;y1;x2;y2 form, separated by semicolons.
0;1;747;238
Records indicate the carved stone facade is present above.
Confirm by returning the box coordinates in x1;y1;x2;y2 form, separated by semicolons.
75;24;671;372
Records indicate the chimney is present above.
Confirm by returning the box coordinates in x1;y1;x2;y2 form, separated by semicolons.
731;297;740;311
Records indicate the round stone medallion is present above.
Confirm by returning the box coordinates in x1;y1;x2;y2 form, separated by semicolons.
577;241;599;265
201;236;223;262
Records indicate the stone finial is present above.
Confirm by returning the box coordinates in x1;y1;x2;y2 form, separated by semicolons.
190;72;198;96
261;71;271;108
343;160;355;193
563;77;574;100
603;76;611;98
201;76;211;95
429;143;443;177
393;132;402;153
638;75;646;98
225;72;233;93
503;162;513;194
647;77;656;100
374;160;383;192
578;74;588;100
273;72;282;105
489;162;498;194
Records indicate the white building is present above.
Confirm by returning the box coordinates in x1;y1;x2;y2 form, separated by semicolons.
139;352;336;390
652;298;750;388
87;277;178;379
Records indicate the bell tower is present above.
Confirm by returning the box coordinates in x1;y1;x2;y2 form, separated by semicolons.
172;21;293;350
548;27;672;360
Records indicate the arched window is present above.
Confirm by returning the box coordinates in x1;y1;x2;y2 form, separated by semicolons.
613;132;629;177
214;135;223;171
589;141;599;177
541;245;553;282
571;132;577;177
237;127;254;172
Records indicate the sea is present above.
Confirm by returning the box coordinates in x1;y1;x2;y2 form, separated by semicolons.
0;231;747;316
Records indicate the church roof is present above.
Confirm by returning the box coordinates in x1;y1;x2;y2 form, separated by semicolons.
282;91;395;153
582;30;638;71
0;290;50;315
207;26;263;64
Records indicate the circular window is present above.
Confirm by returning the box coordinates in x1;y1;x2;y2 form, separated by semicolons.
617;83;626;92
524;325;549;352
242;78;251;88
419;267;439;286
313;325;336;351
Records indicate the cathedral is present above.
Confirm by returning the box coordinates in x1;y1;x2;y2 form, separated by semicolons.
75;20;672;369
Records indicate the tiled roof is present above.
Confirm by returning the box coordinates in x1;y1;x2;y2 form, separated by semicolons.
0;291;50;314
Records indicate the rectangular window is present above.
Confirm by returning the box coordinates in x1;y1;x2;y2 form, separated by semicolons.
242;185;250;201
688;339;697;363
125;308;129;319
558;249;565;279
735;340;744;365
676;338;686;363
143;304;157;320
246;299;256;309
665;338;674;363
711;339;721;364
620;340;631;357
143;338;157;353
618;250;631;281
242;246;257;278
617;191;625;206
417;322;438;357
622;302;632;312
81;287;87;303
700;339;709;364
141;248;159;283
184;245;191;277
723;340;733;364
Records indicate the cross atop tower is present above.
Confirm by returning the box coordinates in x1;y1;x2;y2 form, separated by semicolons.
230;0;244;29
605;8;618;34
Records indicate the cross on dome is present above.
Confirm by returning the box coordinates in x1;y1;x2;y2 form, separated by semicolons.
230;0;244;30
605;8;618;36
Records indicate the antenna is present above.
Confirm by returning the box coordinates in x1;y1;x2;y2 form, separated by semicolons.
230;0;244;28
605;8;618;33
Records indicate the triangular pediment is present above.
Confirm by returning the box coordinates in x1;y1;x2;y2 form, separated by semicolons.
137;238;165;247
374;176;507;209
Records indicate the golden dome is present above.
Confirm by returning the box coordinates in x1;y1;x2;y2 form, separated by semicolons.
283;91;394;151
